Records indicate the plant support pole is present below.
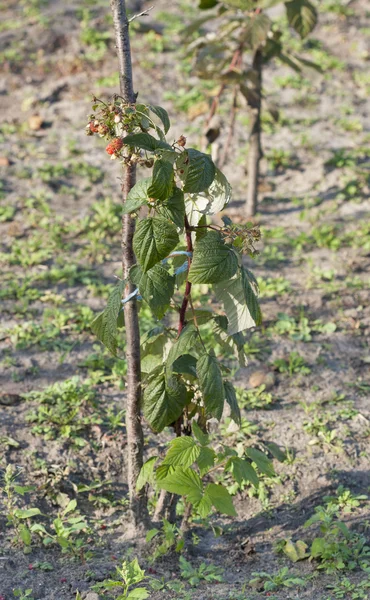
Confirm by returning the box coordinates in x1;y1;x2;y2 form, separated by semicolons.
110;0;150;530
245;48;263;217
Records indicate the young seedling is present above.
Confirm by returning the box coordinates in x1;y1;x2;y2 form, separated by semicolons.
93;558;149;599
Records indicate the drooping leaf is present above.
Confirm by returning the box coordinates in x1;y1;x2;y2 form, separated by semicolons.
213;267;261;335
123;177;152;214
192;421;209;446
158;467;203;504
223;380;241;426
285;0;317;38
243;13;272;49
161;187;185;229
205;483;237;516
185;168;232;225
166;324;200;378
284;539;309;562
123;132;171;151
242;267;262;326
197;447;216;474
245;447;275;477
196;351;224;420
183;149;216;194
130;264;175;319
133;217;179;272
264;441;287;462
136;456;158;491
148;159;174;201
91;280;125;356
172;354;198;378
143;369;188;432
189;230;238;284
229;457;259;487
148;105;171;134
163;436;201;468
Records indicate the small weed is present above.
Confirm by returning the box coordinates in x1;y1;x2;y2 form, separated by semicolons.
93;558;149;599
274;352;311;377
304;503;370;572
24;377;101;445
257;276;292;298
236;385;275;409
323;486;367;514
0;465;40;549
179;556;224;586
146;519;184;562
249;567;305;591
13;590;34;600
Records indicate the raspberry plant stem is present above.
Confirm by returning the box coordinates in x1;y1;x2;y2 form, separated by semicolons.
110;0;150;531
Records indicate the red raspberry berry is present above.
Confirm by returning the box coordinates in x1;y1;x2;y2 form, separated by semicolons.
106;138;124;156
89;121;99;133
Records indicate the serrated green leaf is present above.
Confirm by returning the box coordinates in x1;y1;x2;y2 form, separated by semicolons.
196;493;213;518
183;149;216;193
123;132;171;151
136;456;158;491
245;447;275;477
148;159;174;201
229;457;259;487
143;369;187;432
189;230;238;284
197;352;224;420
285;0;317;38
158;467;203;504
197;447;216;474
133;217;179;272
161;187;185;229
130;264;175;319
166;324;199;378
91;280;125;356
205;483;237;516
163;436;200;468
123;177;152;214
223;380;241;426
148;105;170;134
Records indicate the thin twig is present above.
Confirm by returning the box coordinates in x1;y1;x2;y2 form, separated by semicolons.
129;5;154;22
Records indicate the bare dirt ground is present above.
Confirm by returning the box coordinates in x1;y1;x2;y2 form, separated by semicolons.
1;0;370;599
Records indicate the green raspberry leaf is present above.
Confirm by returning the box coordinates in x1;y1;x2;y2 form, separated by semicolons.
133;216;179;272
